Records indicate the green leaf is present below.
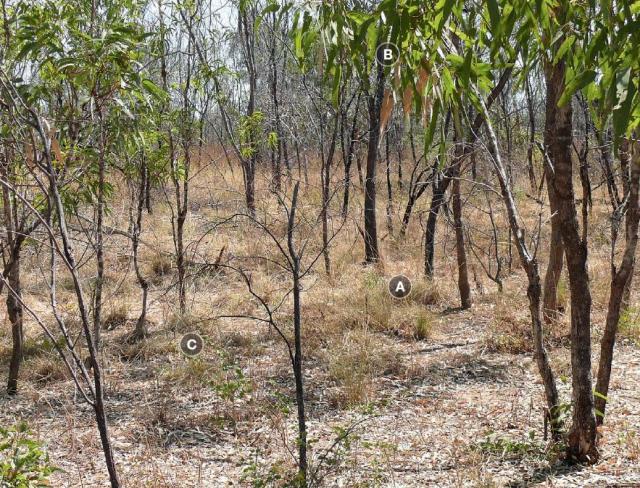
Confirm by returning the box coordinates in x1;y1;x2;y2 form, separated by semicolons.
141;79;165;101
332;65;342;106
558;70;597;107
423;97;441;155
613;75;636;139
593;390;609;401
553;35;575;65
487;0;500;32
437;0;455;33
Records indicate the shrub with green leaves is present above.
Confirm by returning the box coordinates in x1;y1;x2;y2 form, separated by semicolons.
0;422;57;487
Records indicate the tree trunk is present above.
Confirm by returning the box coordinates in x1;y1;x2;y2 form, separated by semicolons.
321;114;339;275
131;158;150;341
451;132;471;309
287;183;307;485
396;119;404;190
478;91;561;439
595;139;640;424
6;258;23;395
542;213;564;322
363;62;385;263
525;77;537;191
424;174;451;277
93;113;106;346
424;69;512;277
342;92;361;219
619;138;634;307
269;11;282;192
40;122;121;486
385;130;394;235
545;57;598;463
240;5;258;216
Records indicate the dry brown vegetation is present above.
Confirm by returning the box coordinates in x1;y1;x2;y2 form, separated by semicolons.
1;157;639;487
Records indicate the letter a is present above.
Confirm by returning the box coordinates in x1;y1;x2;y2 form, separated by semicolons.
395;281;405;294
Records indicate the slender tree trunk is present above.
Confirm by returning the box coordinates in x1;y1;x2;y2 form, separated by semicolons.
424;175;451;277
269;11;282;192
451;123;471;309
545;57;598;463
619;138;634;307
131;158;150;341
385;130;393;235
478;92;561;439
321;114;339;275
144;164;152;214
175;189;188;316
595;140;640;424
363;62;384;263
424;68;511;277
41;126;121;486
93;112;106;345
597;128;621;210
239;5;258;216
287;183;307;484
342;93;361;219
525;77;537;191
292;266;307;484
1;160;24;395
295;138;302;180
396;119;404;190
6;258;23;395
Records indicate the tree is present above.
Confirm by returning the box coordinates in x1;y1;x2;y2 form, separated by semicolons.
1;0;166;483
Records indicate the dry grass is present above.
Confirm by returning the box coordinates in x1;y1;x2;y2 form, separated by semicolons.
484;292;534;354
103;303;129;331
0;156;638;486
24;355;69;384
324;327;401;408
619;307;640;344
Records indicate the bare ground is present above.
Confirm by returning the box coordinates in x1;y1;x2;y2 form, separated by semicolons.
1;295;639;487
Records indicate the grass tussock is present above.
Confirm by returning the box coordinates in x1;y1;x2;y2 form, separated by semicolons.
116;334;173;362
161;356;222;388
619;307;640;345
150;253;172;280
325;328;401;409
484;293;533;354
309;269;439;341
165;311;212;336
24;355;69;384
103;304;129;330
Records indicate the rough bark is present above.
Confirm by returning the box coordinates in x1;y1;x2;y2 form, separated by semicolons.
545;57;598;463
363;62;385;263
595;140;640;424
6;258;23;395
542;207;564;322
131;157;150;341
287;183;307;484
542;85;565;323
525;77;537;191
452;118;471;308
